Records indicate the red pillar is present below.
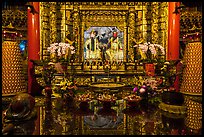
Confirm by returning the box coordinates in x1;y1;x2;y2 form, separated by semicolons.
27;2;42;95
167;2;180;61
167;2;181;92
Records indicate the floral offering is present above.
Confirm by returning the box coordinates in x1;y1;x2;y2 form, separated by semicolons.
132;76;163;98
47;42;76;62
53;77;77;98
124;94;142;102
134;42;165;63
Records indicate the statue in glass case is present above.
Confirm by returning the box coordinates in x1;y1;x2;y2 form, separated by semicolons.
84;30;100;59
106;31;123;62
84;27;124;63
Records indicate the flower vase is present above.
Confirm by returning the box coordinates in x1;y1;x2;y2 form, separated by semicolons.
144;63;155;76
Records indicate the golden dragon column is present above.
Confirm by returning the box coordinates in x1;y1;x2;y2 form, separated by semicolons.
49;2;57;44
128;7;136;63
72;3;80;62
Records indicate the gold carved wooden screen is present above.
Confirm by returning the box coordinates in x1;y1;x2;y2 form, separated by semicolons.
79;10;128;62
73;2;146;64
40;2;168;66
67;2;168;64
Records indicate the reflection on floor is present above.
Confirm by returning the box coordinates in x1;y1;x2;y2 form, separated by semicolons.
2;89;202;135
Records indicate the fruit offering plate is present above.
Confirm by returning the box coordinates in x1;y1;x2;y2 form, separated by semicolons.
97;99;116;103
75;93;94;102
97;94;117;102
124;94;142;103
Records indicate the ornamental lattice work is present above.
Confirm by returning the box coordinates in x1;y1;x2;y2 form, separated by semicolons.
2;9;27;28
180;10;202;37
2;9;27;39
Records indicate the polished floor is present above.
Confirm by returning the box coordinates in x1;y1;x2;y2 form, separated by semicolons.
2;88;202;135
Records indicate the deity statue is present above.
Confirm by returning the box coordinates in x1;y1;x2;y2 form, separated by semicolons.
84;30;100;59
98;31;109;62
106;31;123;61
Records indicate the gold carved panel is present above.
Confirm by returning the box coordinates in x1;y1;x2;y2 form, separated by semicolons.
74;77;91;86
80;10;128;62
40;2;168;64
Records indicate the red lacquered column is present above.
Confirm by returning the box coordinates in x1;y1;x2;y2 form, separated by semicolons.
167;2;181;92
27;2;41;95
167;2;180;61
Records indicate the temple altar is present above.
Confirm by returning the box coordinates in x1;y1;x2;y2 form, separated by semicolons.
1;1;202;135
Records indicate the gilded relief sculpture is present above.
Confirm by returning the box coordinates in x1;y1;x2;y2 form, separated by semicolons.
128;7;136;62
80;10;127;64
39;2;168;71
151;2;159;44
72;5;80;62
49;2;57;44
